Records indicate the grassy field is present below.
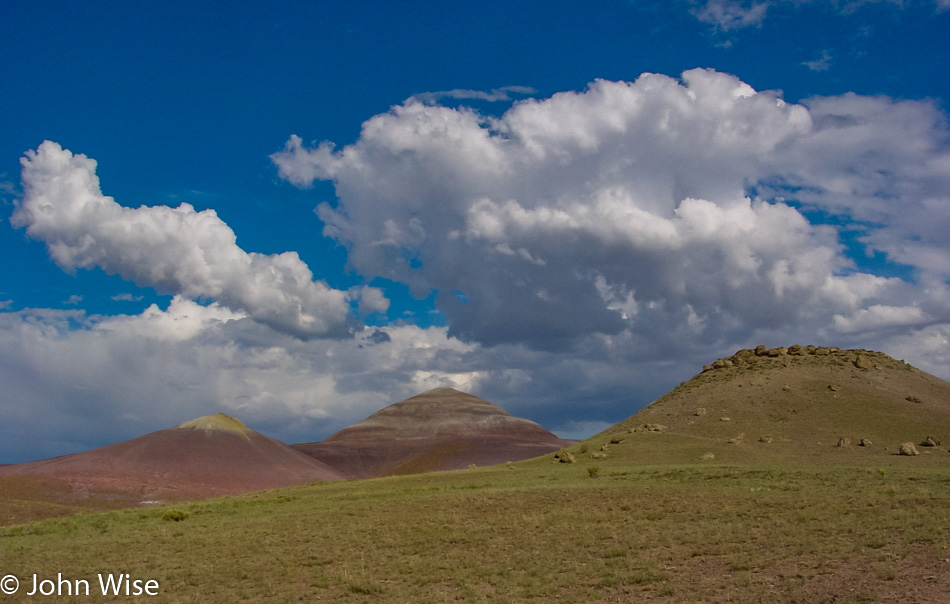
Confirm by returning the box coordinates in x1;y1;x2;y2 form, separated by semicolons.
2;456;949;603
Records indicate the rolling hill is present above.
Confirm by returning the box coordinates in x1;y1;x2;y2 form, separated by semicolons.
577;345;950;466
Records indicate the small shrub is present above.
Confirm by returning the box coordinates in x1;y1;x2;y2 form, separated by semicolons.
587;466;600;478
877;569;897;581
629;568;669;585
162;509;189;522
347;580;383;595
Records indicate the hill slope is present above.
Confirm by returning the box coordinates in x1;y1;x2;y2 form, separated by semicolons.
582;345;950;466
0;413;344;504
294;387;574;478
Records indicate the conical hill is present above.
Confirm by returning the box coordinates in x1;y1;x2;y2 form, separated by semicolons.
0;413;345;503
294;387;574;478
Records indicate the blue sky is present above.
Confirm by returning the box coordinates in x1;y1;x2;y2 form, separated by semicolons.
2;0;949;462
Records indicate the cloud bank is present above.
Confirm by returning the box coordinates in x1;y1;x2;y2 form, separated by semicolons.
13;141;382;338
1;297;683;462
274;68;950;354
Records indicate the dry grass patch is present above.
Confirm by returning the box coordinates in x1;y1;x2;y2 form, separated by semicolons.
1;464;949;602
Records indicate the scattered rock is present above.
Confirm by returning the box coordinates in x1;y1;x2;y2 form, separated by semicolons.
898;442;920;456
468;464;477;470
766;347;786;357
609;437;626;445
694;408;707;417
787;344;804;355
836;437;851;448
630;423;668;433
719;417;731;422
782;384;792;392
754;345;768;356
589;452;607;460
702;364;714;372
828;384;841;392
854;354;871;370
555;451;576;464
727;433;745;444
600;444;610;452
700;452;715;461
920;436;941;447
759;436;773;444
859;439;873;447
906;395;922;404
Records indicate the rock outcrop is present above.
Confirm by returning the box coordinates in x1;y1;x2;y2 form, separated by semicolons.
700;345;893;374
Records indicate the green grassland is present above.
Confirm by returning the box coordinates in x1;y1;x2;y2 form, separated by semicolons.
3;455;949;603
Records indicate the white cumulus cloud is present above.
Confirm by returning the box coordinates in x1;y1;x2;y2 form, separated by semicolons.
13;141;385;338
275;68;949;354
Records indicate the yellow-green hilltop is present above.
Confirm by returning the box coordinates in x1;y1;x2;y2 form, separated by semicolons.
174;413;253;437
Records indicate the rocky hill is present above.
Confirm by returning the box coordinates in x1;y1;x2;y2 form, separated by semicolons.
575;345;950;466
294;387;575;478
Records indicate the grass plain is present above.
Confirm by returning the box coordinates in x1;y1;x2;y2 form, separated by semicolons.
2;456;949;603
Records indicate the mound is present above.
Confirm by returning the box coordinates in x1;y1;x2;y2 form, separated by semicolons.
294;387;574;478
0;414;344;503
583;346;950;466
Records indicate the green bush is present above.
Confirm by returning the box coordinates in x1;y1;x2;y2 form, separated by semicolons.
162;509;189;522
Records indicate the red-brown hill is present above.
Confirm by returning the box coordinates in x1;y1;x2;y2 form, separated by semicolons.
293;387;575;478
0;414;344;507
